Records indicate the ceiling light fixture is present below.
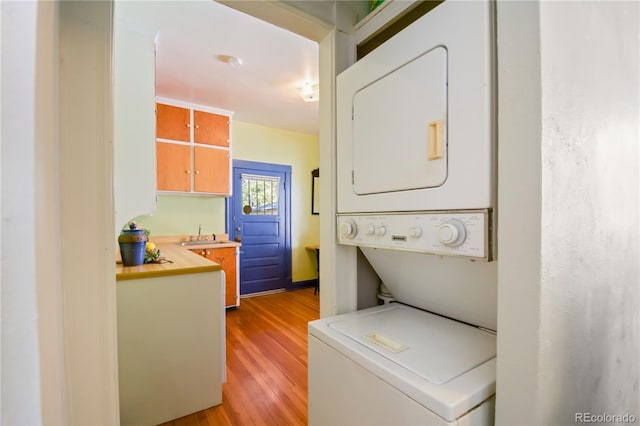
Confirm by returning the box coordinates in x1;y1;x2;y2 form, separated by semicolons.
217;54;243;68
298;82;319;102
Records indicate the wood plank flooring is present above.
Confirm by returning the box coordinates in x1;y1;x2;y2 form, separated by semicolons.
160;287;319;426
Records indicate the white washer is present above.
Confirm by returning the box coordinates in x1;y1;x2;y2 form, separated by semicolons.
309;211;497;425
309;304;496;425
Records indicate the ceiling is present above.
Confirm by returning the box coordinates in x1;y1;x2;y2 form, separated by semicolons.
116;0;320;135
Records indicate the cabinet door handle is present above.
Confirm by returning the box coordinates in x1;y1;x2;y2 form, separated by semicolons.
185;170;191;174
186;123;191;128
206;250;211;256
195;124;200;129
195;170;200;175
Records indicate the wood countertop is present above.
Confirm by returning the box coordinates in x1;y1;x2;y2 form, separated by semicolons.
116;243;221;281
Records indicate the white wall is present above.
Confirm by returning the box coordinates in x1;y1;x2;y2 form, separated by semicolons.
1;1;71;423
495;1;543;419
113;19;157;234
2;2;121;423
59;2;120;423
537;0;639;420
497;1;639;423
318;2;360;318
1;2;51;423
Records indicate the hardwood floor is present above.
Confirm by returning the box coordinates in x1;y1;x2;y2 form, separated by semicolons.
160;287;319;426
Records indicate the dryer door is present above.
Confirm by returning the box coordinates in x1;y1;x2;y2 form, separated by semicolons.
336;0;494;214
353;46;447;195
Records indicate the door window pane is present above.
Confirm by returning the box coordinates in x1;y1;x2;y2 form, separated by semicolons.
241;173;280;215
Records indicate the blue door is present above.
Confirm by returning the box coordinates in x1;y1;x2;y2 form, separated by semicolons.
228;160;291;295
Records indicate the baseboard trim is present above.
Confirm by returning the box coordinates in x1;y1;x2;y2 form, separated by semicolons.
288;279;317;290
240;280;318;298
240;288;286;299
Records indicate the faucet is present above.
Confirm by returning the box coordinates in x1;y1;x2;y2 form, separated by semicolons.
197;224;202;241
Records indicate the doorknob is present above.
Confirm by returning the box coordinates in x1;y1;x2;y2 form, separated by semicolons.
235;235;242;242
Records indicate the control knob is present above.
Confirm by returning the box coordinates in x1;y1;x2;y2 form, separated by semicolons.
375;225;387;236
365;224;376;236
340;220;357;239
408;226;423;238
438;219;466;247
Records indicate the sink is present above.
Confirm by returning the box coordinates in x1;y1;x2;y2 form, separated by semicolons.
179;240;229;246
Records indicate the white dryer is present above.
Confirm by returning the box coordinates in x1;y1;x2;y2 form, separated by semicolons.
336;0;495;214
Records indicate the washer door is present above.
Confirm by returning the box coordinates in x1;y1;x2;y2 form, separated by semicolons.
309;304;497;422
327;304;495;385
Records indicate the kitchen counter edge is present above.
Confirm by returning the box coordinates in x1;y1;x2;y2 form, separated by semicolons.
116;243;222;281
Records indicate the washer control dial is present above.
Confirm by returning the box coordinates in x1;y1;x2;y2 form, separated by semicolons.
408;226;423;238
340;220;357;239
337;211;489;259
438;220;466;247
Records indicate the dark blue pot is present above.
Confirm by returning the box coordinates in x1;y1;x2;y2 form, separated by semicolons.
118;224;148;266
119;241;146;266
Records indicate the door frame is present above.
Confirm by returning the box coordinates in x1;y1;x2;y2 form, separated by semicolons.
226;159;293;291
26;1;336;423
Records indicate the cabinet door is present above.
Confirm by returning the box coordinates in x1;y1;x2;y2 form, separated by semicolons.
210;247;237;308
193;110;229;147
156;142;191;191
194;146;230;194
190;247;238;308
156;103;190;141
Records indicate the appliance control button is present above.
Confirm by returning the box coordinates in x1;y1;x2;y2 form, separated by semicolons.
340;220;357;239
365;224;376;235
375;226;387;236
408;226;423;238
438;220;466;246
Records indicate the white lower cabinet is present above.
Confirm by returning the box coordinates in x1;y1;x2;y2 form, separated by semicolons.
117;271;225;425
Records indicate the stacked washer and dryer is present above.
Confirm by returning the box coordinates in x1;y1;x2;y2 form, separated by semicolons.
308;1;498;425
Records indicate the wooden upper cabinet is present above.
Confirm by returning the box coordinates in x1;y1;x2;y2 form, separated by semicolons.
194;146;230;194
156;142;191;191
155;100;232;195
193;110;230;147
156;103;190;141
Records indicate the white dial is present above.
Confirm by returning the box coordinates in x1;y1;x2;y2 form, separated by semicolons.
438;220;466;247
375;225;387;236
408;226;423;238
365;224;376;235
340;220;357;239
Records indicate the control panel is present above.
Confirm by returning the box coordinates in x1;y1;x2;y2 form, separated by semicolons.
337;210;491;260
